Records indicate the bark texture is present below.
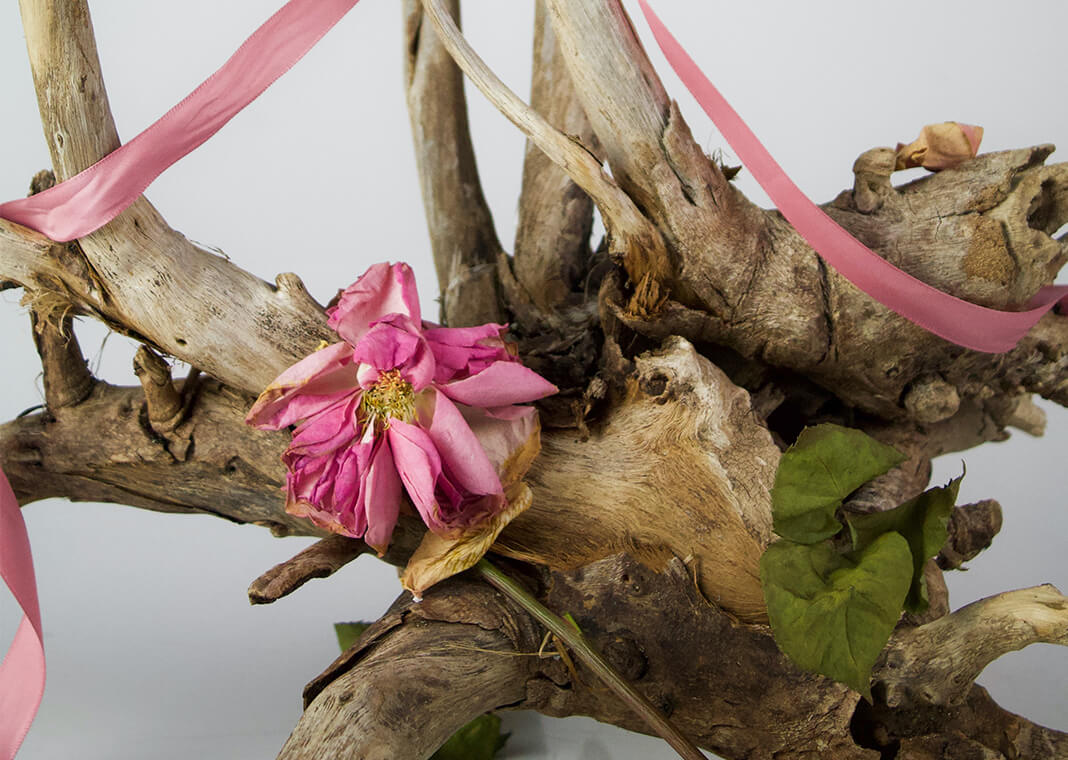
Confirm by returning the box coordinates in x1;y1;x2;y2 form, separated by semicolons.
2;0;1066;758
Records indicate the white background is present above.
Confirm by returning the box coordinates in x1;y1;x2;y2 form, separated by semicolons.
1;2;1066;758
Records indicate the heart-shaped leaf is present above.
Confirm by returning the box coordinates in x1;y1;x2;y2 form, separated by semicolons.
847;474;963;613
773;424;905;544
761;532;913;699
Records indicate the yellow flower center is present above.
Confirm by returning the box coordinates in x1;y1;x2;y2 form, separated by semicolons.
359;369;416;428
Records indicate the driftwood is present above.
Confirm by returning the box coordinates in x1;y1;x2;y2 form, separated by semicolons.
3;1;1067;758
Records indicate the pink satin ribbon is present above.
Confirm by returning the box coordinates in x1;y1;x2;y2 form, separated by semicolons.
637;0;1068;353
0;0;360;243
0;469;43;760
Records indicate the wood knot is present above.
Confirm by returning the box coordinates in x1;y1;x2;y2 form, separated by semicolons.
852;147;897;214
639;371;670;399
602;635;648;681
902;375;960;423
937;499;1002;570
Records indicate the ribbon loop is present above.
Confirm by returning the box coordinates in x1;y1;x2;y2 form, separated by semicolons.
0;468;44;760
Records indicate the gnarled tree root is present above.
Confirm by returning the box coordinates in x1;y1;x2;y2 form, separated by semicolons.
286;555;1068;760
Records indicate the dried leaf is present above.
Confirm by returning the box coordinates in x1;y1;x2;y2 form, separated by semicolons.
772;424;905;544
895;122;984;171
402;483;533;597
847;474;963;613
761;533;913;700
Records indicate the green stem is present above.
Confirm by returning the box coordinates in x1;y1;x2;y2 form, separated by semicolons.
475;559;707;760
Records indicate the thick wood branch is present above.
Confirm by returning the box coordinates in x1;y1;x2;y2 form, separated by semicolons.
292;556;1068;760
403;0;504;327
281;579;535;760
512;2;597;313
0;377;317;536
875;584;1068;708
544;1;1068;424
13;0;333;395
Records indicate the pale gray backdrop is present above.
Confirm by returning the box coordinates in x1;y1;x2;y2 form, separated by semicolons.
1;2;1065;758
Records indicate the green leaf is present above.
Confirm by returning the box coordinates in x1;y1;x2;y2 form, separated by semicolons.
334;621;372;653
431;713;510;760
772;424;906;544
761;533;913;699
847;474;963;613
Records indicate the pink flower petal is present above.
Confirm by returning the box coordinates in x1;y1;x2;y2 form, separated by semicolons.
356;363;380;388
457;403;538;473
246;341;358;429
424;324;513;383
440;361;557;407
288;395;360;456
387;420;443;531
423;323;508;347
328;262;422;345
352;320;420;370
361;440;403;553
425;389;502;496
351;317;436;390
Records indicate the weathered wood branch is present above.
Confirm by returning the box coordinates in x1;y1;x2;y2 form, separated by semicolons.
419;0;672;287
513;1;598;314
403;0;504;327
0;375;318;536
14;0;332;394
281;579;537;760
29;305;94;411
545;0;1068;423
858;684;1068;759
290;556;1068;759
875;584;1068;709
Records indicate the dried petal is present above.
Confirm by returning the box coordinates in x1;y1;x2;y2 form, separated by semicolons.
401;482;533;597
328;262;421;345
895;122;984;171
246;341;357;429
440;361;558;408
424;389;503;496
360;440;403;554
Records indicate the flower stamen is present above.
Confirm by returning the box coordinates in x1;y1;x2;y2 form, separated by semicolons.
359;369;416;428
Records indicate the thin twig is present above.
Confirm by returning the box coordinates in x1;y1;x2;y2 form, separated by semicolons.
476;559;708;760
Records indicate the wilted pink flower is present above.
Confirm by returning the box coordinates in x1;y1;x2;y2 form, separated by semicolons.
246;262;556;553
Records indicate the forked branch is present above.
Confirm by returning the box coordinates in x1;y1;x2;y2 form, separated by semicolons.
403;0;504;327
13;0;333;394
419;0;672;285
